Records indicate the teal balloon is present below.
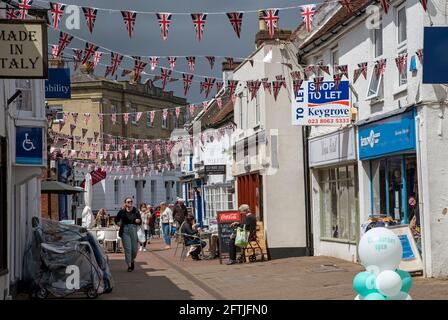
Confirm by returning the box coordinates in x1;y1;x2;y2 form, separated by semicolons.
364;292;387;300
396;269;412;293
353;271;377;296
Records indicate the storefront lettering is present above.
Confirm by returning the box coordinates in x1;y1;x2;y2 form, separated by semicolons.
308;108;349;117
0;57;40;70
360;130;381;148
321;138;337;156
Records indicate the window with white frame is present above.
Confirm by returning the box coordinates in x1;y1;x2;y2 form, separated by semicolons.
131;106;138;124
205;185;235;223
49;105;64;123
15;79;33;111
146;111;153;128
373;22;383;58
366;68;384;101
397;5;407;87
238;93;244;129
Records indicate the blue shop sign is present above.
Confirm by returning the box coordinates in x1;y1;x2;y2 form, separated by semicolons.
358;110;416;160
45;68;71;99
16;127;44;165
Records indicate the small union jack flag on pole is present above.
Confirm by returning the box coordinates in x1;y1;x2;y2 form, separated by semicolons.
191;13;207;42
226;12;244;38
168;57;177;70
186;56;196;72
206;56;215;70
183;74;194;96
50;2;65;30
150;56;158;71
121;11;137;38
262;9;279;39
82;7;98;34
156;13;172;41
301;5;316;33
18;0;33;20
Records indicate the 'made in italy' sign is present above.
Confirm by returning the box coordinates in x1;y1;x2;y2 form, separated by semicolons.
0;20;48;79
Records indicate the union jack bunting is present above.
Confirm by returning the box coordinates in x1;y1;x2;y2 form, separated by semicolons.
87;137;93;147
272;81;283;101
216;81;224;93
248;81;261;101
82;128;88;139
340;0;353;15
63;112;69;122
189;104;196;117
305;65;316;78
301;5;316;33
318;62;330;75
150;56;158;71
380;0;390;14
162;109;168;121
183;73;194;96
217;98;223;110
262;78;272;95
183;58;196;75
156;13;172;41
136;112;143;123
110;52;123;77
416;49;423;65
175;107;181;120
353;62;368;83
82;7;98;33
71;112;78;124
133;57;147;82
18;0;33;20
51;45;61;60
395;53;408;75
204;78;216;99
333;73;343;91
206;56;215;70
121;11;137;38
374;59;387;76
262;9;279;39
73;49;82;71
191;13;207;42
97;114;103;126
168;57;177;70
160;68;172;90
290;71;302;80
111;114;117;125
419;0;428;12
227;80;238;96
202;101;209;112
276;75;287;88
93;51;102;68
6;6;19;20
57;32;73;57
82;42;99;65
123;113;130;125
50;3;65;30
150;111;156;124
292;79;303;96
84;113;91;125
226;12;244;38
312;76;324;92
337;65;349;79
70;124;76;136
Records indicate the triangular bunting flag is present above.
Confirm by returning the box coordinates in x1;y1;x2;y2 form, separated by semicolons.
206;56;215;70
121;11;137;38
50;2;65;30
82;7;98;33
301;5;316;33
150;56;158;71
156;13;172;41
191;13;207;42
226;12;243;38
262;9;279;39
183;73;194;96
168;56;177;70
186;56;196;72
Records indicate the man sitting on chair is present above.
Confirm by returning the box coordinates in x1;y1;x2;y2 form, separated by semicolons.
227;204;257;265
181;214;206;260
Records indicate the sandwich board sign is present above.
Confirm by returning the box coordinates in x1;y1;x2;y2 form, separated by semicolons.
292;80;351;126
388;225;423;273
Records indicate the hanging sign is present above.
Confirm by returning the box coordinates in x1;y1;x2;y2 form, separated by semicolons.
45;68;71;99
0;20;48;78
292;80;351;126
15;126;44;166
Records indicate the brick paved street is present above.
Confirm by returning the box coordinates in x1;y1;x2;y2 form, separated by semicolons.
101;239;448;300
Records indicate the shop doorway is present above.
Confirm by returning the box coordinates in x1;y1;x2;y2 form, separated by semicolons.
237;173;263;221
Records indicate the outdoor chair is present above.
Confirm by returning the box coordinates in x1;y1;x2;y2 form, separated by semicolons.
103;230;118;253
177;233;204;262
173;222;186;257
238;225;266;263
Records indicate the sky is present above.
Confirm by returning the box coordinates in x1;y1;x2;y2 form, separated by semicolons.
43;0;312;103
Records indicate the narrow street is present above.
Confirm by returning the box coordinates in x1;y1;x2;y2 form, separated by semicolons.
101;239;448;300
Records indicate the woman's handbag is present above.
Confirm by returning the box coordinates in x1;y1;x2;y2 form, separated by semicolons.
235;226;249;248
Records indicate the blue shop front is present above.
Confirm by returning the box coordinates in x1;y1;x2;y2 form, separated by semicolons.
358;109;421;253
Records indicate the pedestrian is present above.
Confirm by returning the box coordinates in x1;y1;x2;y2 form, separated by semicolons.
95;208;109;228
173;197;188;228
147;204;156;239
226;204;257;265
139;203;151;252
181;214;206;260
159;202;173;249
115;197;142;272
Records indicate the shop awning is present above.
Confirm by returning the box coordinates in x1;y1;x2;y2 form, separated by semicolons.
41;181;84;194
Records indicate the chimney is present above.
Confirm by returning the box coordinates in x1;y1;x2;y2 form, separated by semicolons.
258;10;267;31
80;62;94;74
255;10;292;49
222;61;241;85
50;58;65;68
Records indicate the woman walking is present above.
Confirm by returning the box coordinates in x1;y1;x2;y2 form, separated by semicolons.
159;202;173;249
139;203;151;252
115;197;142;272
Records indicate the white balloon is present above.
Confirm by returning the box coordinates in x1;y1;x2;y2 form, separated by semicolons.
354;294;362;300
376;270;402;297
358;227;403;271
387;291;413;300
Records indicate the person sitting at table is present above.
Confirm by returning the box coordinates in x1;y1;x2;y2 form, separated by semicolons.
181;214;206;261
96;208;109;228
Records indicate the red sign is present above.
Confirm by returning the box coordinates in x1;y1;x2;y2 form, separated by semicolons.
80;168;107;188
218;211;240;223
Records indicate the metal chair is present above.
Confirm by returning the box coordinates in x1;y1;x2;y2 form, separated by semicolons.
178;233;204;262
173;222;186;257
103;230;118;253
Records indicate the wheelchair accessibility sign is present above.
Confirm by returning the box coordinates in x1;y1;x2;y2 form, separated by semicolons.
16;127;44;165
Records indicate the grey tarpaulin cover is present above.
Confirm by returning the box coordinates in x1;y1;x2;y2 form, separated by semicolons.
23;218;114;298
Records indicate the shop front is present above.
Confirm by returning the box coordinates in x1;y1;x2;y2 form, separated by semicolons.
309;127;359;262
358;109;421;254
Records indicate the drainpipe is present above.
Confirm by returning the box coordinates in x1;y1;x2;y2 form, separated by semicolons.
302;126;313;256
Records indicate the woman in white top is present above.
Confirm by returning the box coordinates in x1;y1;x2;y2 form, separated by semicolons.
159;202;173;249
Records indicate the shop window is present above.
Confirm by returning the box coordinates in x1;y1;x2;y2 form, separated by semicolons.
397;6;407;45
366;69;384;101
319;165;358;242
15;79;33;112
0;138;7;272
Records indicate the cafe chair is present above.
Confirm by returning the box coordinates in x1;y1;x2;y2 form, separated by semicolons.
103;230;118;253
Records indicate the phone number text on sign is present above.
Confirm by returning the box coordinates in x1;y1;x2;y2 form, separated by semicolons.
292;80;351;126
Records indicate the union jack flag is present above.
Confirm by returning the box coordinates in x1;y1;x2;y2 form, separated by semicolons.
340;0;353;15
123;113;130;125
186;56;196;72
226;12;244;38
175;107;181;120
395;53;408;75
262;78;272;95
57;32;73;57
133;57;147;82
82;7;98;34
199;81;205;94
416;49;423;65
337;65;349;79
227;80;239;96
162;109;169;121
191;13;207;42
276;75;287;88
290;71;302;80
204;78;216;98
168;57;177;70
183;73;194;96
248;80;261;101
150;56;158;71
374;59;387;77
333;73;343;91
380;0;390;14
225;57;235;70
82;42;98;65
313;76;324;92
216;81;224;93
50;2;65;30
317;62;330;75
18;0;33;20
301;5;316;33
353;62;368;83
93;51;102;68
262;9;279;39
121;11;137;38
272;81;282;101
189;104;196;117
293;80;303;96
206;56;215;70
156;13;172;41
110;52;124;77
160;68;172;90
6;6;19;20
105;66;113;77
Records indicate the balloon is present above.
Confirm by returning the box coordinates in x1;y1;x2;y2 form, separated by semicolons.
396;269;412;293
387;291;412;300
364;292;386;300
358;227;403;272
376;270;402;297
353;271;377;296
354;294;364;300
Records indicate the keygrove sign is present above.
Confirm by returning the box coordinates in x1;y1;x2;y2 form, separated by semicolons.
0;20;48;79
45;68;71;99
292;80;351;126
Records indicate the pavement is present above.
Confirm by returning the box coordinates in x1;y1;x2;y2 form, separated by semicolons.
101;238;448;300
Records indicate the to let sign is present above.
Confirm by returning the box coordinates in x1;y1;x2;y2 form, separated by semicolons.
0;20;48;79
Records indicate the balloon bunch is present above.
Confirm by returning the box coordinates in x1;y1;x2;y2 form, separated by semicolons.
353;227;413;300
